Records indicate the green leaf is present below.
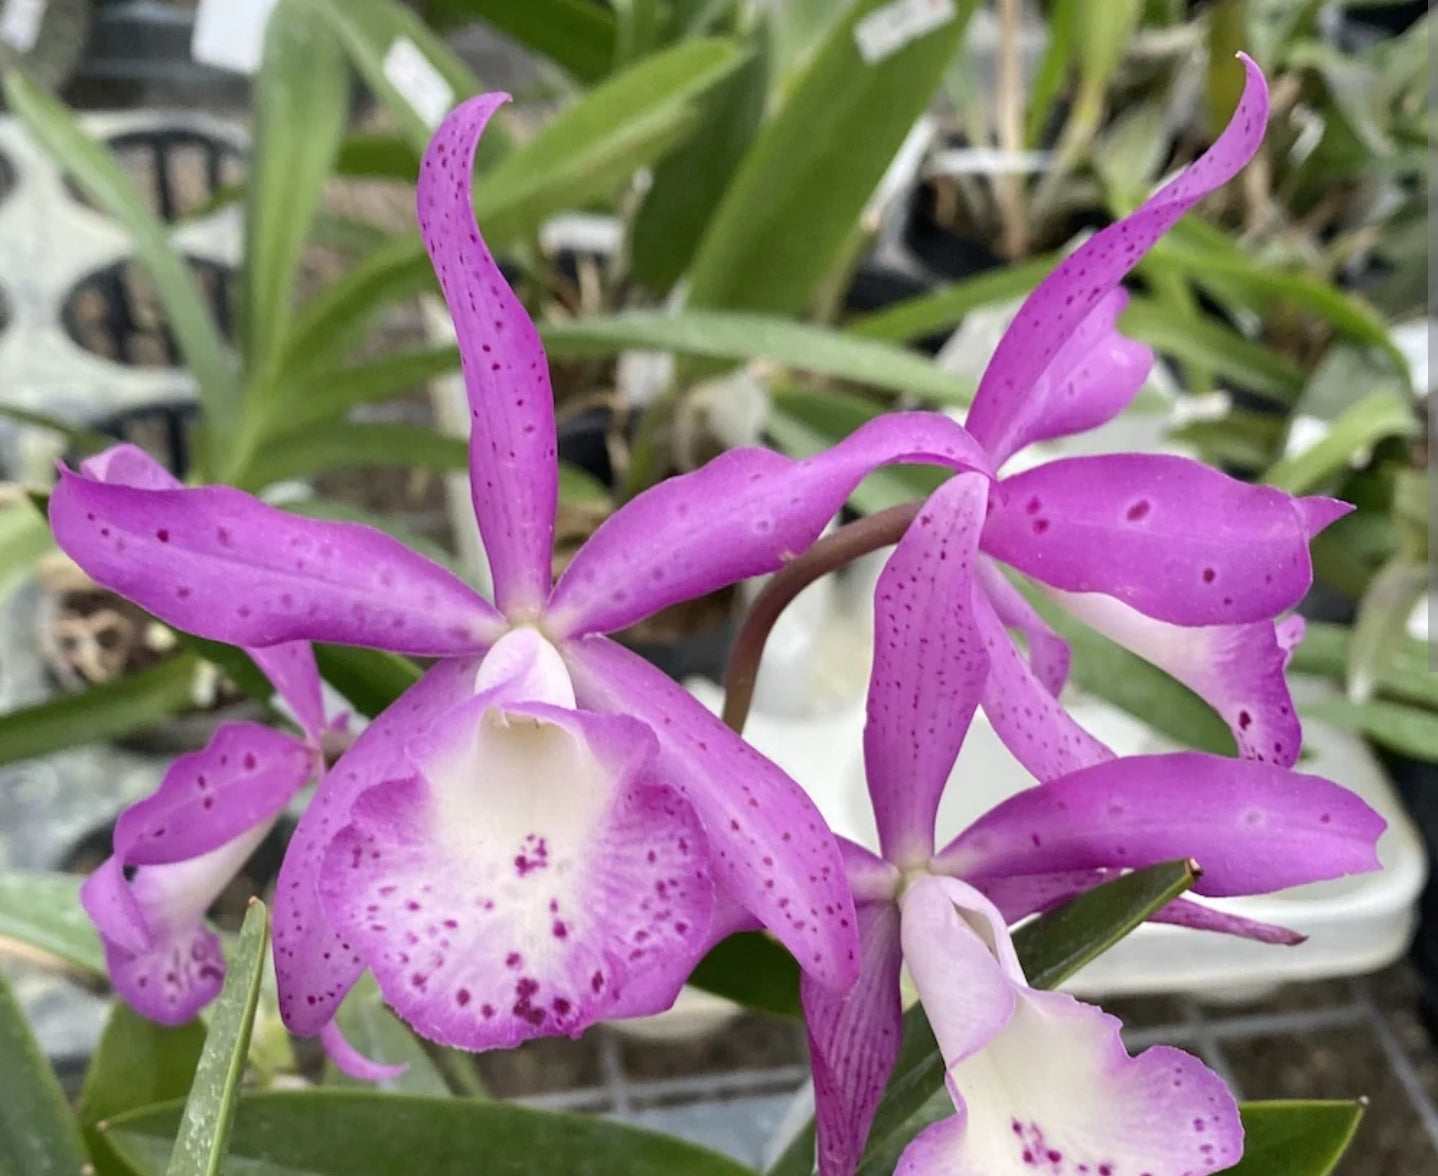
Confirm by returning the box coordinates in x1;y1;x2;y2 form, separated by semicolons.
1302;697;1438;761
0;652;202;769
0;502;57;603
1261;391;1418;494
1013;859;1197;990
557;462;612;506
335;131;419;183
845;254;1059;343
0;872;102;975
1;74;237;457
473;38;747;247
436;0;618;83
267;345;461;438
104;1091;759;1176
242;0;351;396
306;0;485;157
241;423;468;490
1219;1100;1364;1176
541;311;974;404
629;29;768;293
314;646;421;718
0;404;115;455
685;0;977;317
688;932;801;1020
1346;557;1428;704
0;969;90;1176
1291;625;1438;712
163;900;268;1176
324;975;450;1095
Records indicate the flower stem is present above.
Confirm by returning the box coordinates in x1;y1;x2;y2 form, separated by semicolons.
721;501;922;734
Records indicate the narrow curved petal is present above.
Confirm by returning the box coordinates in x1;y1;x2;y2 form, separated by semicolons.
964;54;1267;456
1046;588;1301;766
320;1020;409;1082
250;643;327;744
988;291;1154;468
983;455;1322;626
545;411;992;640
320;695;712;1049
81;442;182;489
935;751;1385;897
50;471;503;655
802;901;904;1176
1150;898;1305;946
418;93;557;617
975;590;1112;783
898;876;1242;1176
976;559;1069;697
565;636;861;991
274;657;482;1036
866;474;990;866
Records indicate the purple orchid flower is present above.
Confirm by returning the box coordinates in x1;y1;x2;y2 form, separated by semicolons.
801;472;1385;1176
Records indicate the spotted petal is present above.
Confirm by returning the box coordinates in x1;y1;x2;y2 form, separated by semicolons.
934;751;1385;897
976;559;1069;697
896;875;1242;1176
49;471;503;655
419;93;558;617
81;442;182;490
319;692;712;1049
565;636;861;991
964;54;1267;459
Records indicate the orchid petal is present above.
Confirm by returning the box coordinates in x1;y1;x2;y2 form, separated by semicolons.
897;875;1242;1176
274;657;482;1036
866;473;990;865
1150;898;1305;946
320;1020;409;1082
964;54;1267;457
418;93;557;617
565;636;861;991
976;559;1069;696
983;455;1323;625
250;643;327;744
50;471;504;654
545;411;991;639
320;695;712;1050
840;837;902;904
935;751;1385;897
989;291;1154;468
802;901;904;1176
975;589;1112;782
1046;588;1302;766
81;442;182;489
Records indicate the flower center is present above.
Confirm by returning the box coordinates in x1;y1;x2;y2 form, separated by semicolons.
474;626;575;708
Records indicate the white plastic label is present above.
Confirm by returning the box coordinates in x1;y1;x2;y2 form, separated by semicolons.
382;37;454;130
0;0;46;52
191;0;280;74
853;0;956;65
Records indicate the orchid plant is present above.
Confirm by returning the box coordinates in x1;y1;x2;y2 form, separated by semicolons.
0;47;1383;1176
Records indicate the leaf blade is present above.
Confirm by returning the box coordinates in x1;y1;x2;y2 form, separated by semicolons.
0;969;90;1176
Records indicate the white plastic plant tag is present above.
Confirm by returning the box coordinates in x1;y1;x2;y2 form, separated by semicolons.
382;37;455;130
0;0;46;52
191;0;280;74
853;0;956;65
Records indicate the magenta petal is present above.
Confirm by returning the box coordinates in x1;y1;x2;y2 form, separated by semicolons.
545;411;992;639
987;291;1154;467
975;589;1112;782
249;643;327;743
866;474;990;866
102;917;226;1027
983;455;1320;626
418;94;557;617
50;472;503;655
936;751;1385;897
964;54;1267;458
320;1016;411;1082
802;901;904;1176
319;695;712;1050
1046;589;1302;766
1297;496;1354;537
81;442;182;489
566;636;861;991
976;560;1069;697
273;657;482;1035
1150;898;1305;946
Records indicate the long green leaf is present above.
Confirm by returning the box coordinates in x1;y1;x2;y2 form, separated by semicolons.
105;1091;758;1176
242;0;351;397
1303;697;1438;760
845;254;1059;342
241;423;468;489
0;503;57;602
473;38;746;247
0;872;102;975
0;405;114;455
314;646;421;718
688;932;801;1020
542;311;975;404
268;345;461;438
335;131;419;182
0;969;90;1176
1220;1100;1364;1176
435;0;618;83
163;900;268;1176
685;0;976;316
1261;391;1418;494
2;74;237;455
1289;622;1438;711
0;652;202;769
